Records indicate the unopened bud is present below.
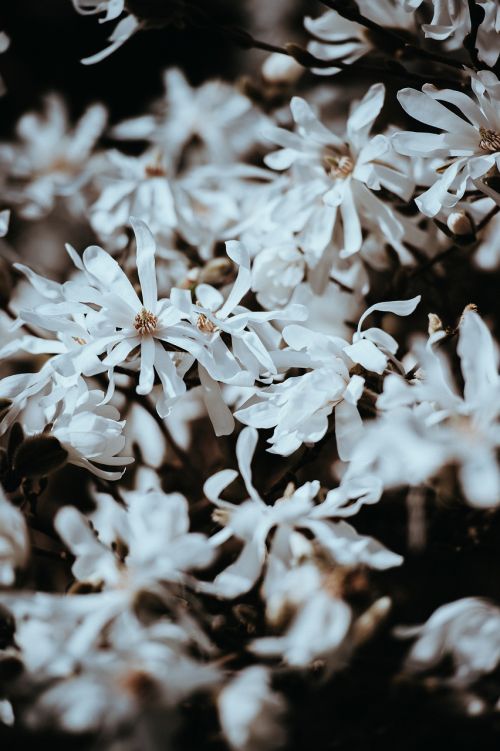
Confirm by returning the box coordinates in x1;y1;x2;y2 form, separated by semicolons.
427;312;443;336
446;211;473;236
352;596;392;646
459;303;478;327
262;53;303;85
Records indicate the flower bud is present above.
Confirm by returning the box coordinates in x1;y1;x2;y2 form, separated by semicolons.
446;211;473;236
262;53;303;85
427;312;443;336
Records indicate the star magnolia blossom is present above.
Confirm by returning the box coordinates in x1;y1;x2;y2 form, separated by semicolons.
112;68;270;168
397;597;500;687
375;308;500;506
263;85;414;266
236;296;420;458
13;220;306;435
393;71;500;216
1;592;219;735
55;486;214;591
90;148;178;249
0;95;106;219
201;427;401;600
50;385;133;480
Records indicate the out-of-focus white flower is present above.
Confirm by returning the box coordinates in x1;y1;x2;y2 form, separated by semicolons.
252;590;352;668
366;308;500;506
264;86;414;267
0;95;106;219
305;1;415;75
397;597;500;686
90;148;178;249
218;666;286;751
1;593;219;735
0;488;29;586
55;485;213;590
112;69;270;167
393;71;500;216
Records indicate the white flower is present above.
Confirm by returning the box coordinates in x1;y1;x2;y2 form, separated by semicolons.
393;71;500;216
18;219;198;416
202;427;401;599
55;486;213;590
112;68;269;168
0;488;29;586
251;590;352;669
397;597;500;687
12;221;305;435
89;148;178;249
305;2;415;75
376;307;500;506
218;666;286;751
236;297;420;458
0;95;106;219
166;239;307;435
264;86;414;266
50;385;133;480
1;593;219;735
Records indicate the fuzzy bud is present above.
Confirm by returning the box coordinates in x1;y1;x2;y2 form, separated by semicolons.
427;313;443;336
262;53;303;85
446;211;473;236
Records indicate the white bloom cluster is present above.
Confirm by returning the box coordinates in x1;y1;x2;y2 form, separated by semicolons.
0;0;499;747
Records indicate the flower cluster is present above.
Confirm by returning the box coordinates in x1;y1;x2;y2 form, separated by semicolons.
0;1;499;748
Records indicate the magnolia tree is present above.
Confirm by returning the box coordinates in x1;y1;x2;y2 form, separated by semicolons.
0;0;499;748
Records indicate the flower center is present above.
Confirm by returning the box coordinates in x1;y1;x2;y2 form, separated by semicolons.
324;154;354;179
478;127;500;153
196;312;218;334
134;308;158;335
144;163;167;178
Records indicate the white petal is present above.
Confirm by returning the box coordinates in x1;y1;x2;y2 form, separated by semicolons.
130;217;158;311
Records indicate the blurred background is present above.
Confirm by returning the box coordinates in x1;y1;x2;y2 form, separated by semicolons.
0;0;318;134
